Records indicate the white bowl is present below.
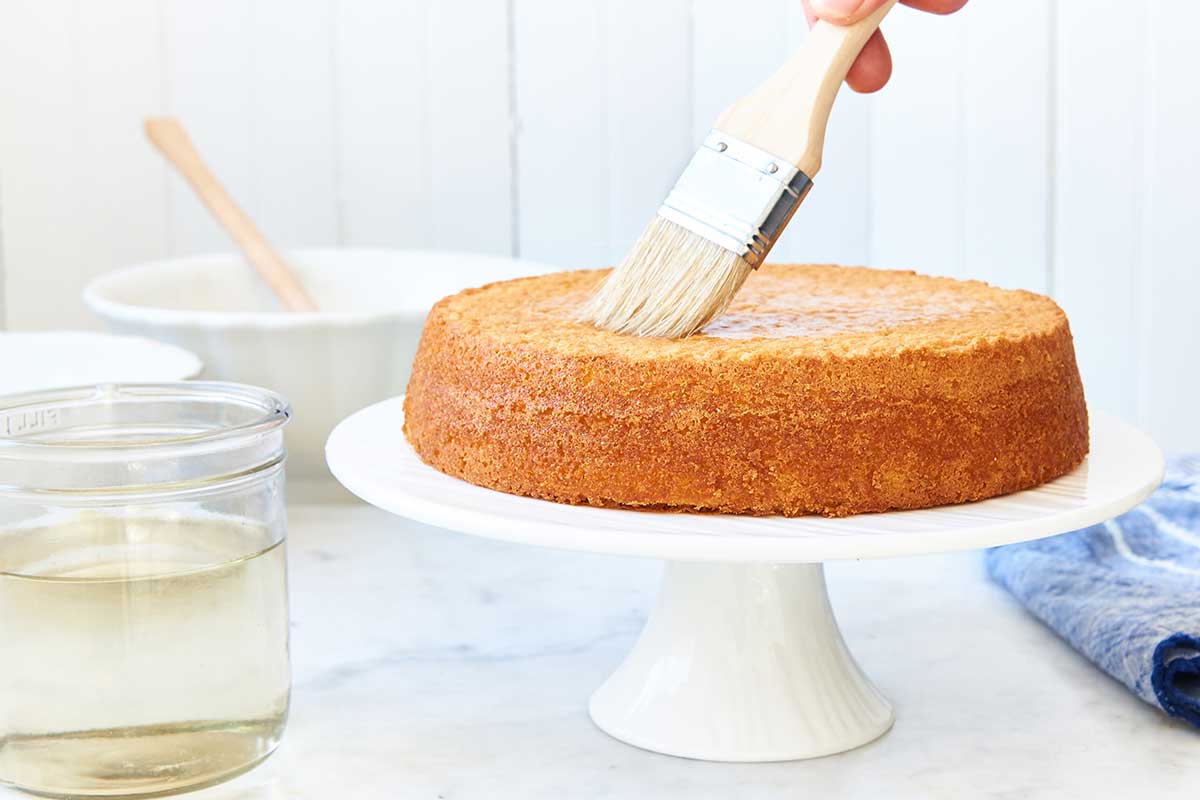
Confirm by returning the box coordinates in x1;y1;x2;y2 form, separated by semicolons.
84;248;558;498
0;331;203;395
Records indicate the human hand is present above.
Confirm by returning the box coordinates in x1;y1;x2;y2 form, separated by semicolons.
801;0;969;93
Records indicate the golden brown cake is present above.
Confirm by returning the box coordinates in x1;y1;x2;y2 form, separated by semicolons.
403;264;1089;517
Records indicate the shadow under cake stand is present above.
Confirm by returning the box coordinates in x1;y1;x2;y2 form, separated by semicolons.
326;398;1162;763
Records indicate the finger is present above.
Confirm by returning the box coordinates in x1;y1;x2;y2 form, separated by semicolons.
810;0;968;24
801;0;818;27
802;0;893;92
901;0;969;15
804;0;961;93
808;0;895;25
844;29;892;93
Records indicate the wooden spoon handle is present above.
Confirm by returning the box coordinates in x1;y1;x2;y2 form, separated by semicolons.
144;117;319;312
715;0;898;177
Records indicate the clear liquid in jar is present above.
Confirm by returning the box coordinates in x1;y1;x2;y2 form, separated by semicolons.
0;513;290;797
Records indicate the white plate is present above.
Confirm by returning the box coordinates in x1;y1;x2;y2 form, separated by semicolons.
326;397;1164;563
0;331;202;395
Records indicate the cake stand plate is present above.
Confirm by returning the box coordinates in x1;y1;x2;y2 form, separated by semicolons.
326;398;1162;762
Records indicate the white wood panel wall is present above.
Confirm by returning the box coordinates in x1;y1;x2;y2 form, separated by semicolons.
1;0;1198;448
1140;1;1200;449
1054;0;1145;429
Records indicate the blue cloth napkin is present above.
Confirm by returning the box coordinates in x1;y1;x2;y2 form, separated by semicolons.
986;455;1200;729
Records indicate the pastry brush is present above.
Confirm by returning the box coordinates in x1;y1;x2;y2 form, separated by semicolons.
581;0;897;338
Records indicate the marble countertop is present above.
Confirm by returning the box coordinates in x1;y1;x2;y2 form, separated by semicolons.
8;504;1193;799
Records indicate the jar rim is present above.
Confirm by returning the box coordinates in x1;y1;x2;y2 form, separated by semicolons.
0;382;290;453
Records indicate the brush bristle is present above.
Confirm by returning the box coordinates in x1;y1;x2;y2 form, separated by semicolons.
579;216;753;338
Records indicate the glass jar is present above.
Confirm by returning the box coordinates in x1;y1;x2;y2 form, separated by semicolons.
0;383;291;797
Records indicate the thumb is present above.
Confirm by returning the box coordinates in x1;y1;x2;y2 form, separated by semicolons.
809;0;893;25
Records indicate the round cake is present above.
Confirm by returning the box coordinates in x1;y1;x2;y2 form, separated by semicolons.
403;264;1089;517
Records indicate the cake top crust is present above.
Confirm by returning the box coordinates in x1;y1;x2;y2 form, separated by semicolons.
435;264;1069;361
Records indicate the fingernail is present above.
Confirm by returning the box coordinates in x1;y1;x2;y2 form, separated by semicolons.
812;0;866;21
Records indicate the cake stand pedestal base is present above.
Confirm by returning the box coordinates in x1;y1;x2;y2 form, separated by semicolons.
327;400;1163;763
589;562;892;762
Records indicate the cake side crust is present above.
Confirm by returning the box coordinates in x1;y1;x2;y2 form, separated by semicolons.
403;265;1090;517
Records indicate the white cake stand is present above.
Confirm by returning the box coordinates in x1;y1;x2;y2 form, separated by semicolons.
326;398;1162;762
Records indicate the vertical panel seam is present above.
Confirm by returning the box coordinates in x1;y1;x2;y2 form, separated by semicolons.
329;0;346;246
156;0;174;257
506;0;521;257
868;89;878;266
248;0;260;223
69;0;84;302
1045;0;1058;297
0;177;6;328
1135;2;1154;432
602;0;613;259
686;0;695;150
420;0;433;245
599;0;614;261
955;14;968;279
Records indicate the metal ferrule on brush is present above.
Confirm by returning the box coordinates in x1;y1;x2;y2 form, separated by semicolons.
658;130;813;267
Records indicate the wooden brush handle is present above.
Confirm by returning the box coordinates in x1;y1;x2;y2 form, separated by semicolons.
715;0;899;177
144;117;319;312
